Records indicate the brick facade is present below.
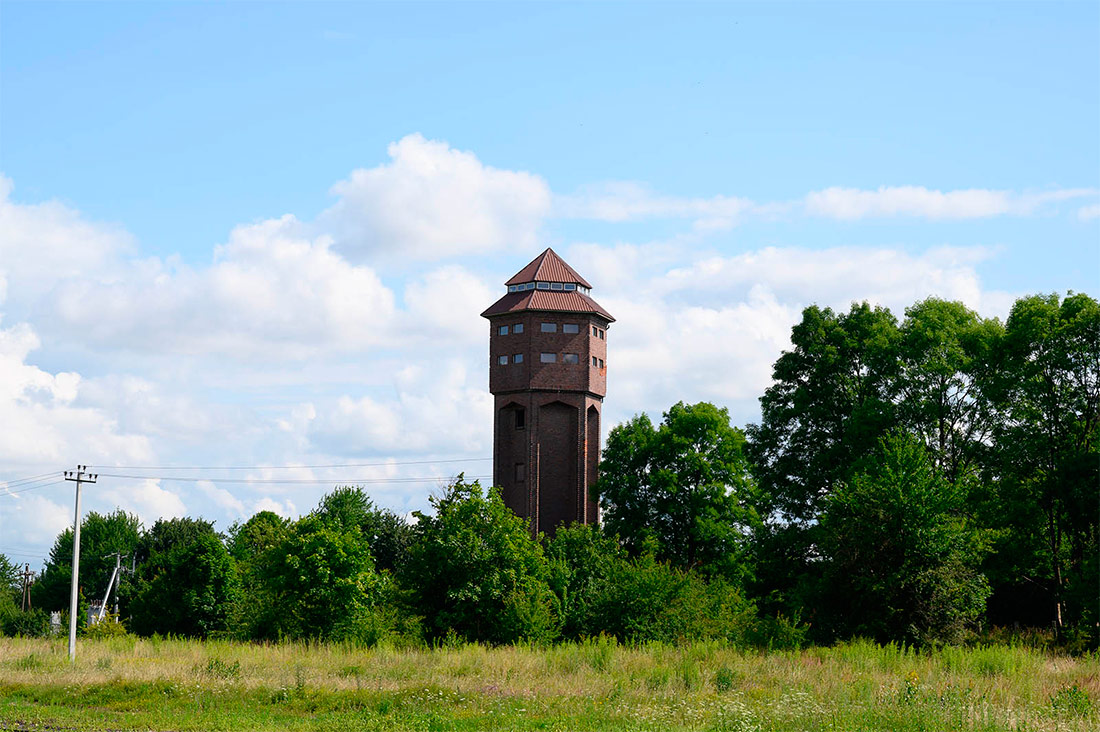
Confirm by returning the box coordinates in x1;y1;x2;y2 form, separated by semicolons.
482;250;613;536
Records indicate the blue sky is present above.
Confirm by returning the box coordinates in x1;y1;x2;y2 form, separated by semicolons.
1;1;1097;565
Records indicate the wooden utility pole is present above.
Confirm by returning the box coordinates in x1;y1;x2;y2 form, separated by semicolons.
20;563;35;611
64;465;97;663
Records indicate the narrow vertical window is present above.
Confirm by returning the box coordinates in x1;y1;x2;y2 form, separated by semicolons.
592;325;599;336
514;463;526;481
515;409;526;430
592;356;598;367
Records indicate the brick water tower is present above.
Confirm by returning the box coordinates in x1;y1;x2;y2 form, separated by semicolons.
481;249;615;536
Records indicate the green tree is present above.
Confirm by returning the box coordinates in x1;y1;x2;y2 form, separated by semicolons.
546;523;626;639
402;476;558;644
598;401;758;579
227;510;289;565
258;514;385;641
986;292;1099;637
32;510;141;612
894;298;1003;483
313;486;413;573
818;433;991;645
746;303;898;618
130;519;238;637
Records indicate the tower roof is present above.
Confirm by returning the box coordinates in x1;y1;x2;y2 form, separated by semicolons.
505;248;592;288
482;248;614;322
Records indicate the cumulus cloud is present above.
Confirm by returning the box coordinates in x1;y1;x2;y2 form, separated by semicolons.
0;320;152;465
1078;203;1100;221
0;176;134;303
307;359;492;457
50;215;396;357
557;181;763;229
805;185;1098;220
320;133;552;261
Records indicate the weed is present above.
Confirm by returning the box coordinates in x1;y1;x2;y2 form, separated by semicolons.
714;666;735;693
1052;684;1093;717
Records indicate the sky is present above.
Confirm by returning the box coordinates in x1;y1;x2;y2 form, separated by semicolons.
1;1;1097;568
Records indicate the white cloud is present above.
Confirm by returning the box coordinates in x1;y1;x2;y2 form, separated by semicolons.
0;320;152;465
805;185;1098;220
99;479;186;527
557;181;760;228
196;479;247;517
321;133;552;261
0;176;133;303
49;214;396;358
1078;203;1100;221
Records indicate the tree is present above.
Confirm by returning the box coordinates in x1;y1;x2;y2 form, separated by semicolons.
258;514;385;641
818;432;991;645
985;292;1099;636
546;523;625;639
313;486;413;573
894;298;1003;483
227;510;289;565
402;476;558;644
598;402;758;579
129;519;237;637
32;510;141;612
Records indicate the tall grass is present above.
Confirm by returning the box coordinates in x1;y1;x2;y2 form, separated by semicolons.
0;635;1096;730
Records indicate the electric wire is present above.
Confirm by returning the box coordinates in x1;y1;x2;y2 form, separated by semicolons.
0;471;64;489
86;457;491;470
93;472;490;485
0;479;68;496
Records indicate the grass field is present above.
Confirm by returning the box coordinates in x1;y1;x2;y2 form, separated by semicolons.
0;636;1096;731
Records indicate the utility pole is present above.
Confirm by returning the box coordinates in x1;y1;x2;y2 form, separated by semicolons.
20;563;35;611
64;465;96;663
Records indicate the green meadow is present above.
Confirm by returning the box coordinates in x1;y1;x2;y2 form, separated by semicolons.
0;636;1096;731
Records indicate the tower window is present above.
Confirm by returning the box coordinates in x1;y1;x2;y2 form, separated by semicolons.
508;285;518;293
513;323;524;334
513;353;523;363
563;353;579;364
541;322;557;332
514;462;526;481
498;325;509;336
515;409;526;430
536;282;550;290
592;356;598;367
540;352;556;363
563;323;579;334
599;329;605;340
599;358;604;368
592;325;598;336
550;282;564;291
497;355;508;365
564;283;576;291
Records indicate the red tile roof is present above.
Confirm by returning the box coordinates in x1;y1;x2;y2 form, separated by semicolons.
481;289;615;321
505;248;592;288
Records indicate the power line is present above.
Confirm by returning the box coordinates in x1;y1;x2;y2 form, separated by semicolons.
85;457;491;470
0;479;67;496
93;472;490;485
0;471;64;489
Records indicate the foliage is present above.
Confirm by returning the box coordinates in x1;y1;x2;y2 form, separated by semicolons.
258;514;386;641
312;486;414;573
598;401;758;579
129;527;238;638
402;476;558;644
31;510;141;612
546;523;625;640
818;432;991;644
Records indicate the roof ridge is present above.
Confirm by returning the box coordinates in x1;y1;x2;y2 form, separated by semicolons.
504;248;593;288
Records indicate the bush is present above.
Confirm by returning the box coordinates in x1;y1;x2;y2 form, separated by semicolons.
402;476;559;644
1;608;51;637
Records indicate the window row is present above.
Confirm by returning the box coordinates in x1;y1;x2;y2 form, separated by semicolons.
500;322;591;335
592;325;605;339
495;352;604;367
508;281;592;295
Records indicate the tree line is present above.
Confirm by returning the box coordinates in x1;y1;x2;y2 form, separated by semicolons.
1;292;1095;649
